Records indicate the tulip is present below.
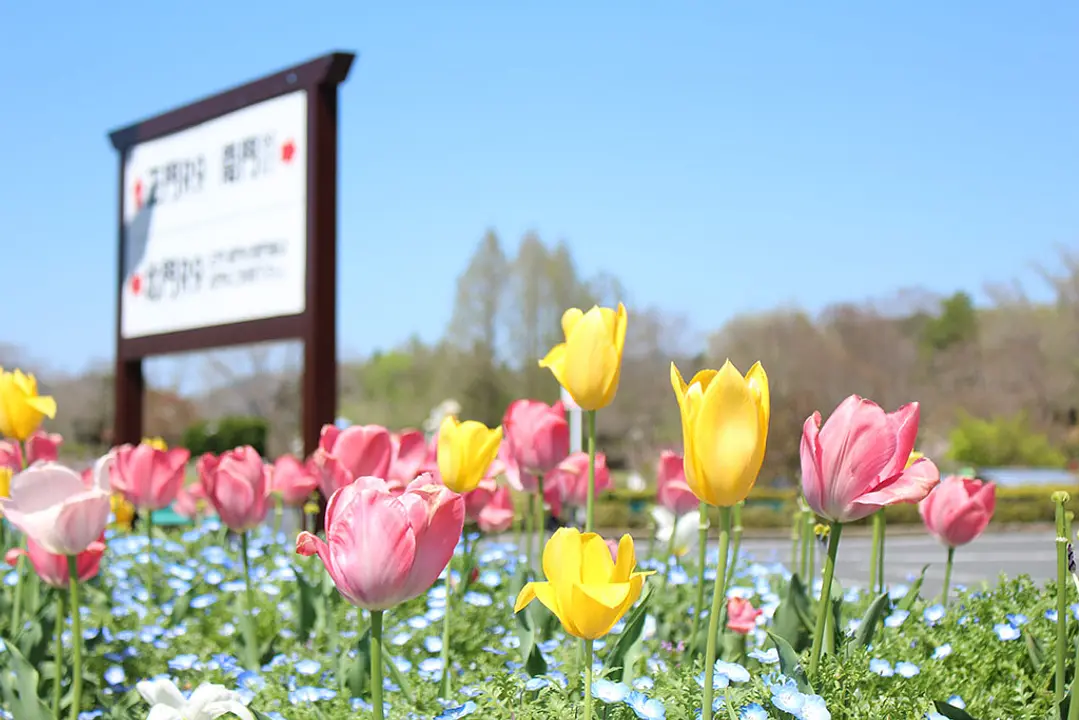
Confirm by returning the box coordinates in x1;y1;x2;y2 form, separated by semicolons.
605;538;620;561
310;424;393;498
504;399;570;475
436;415;502;494
270;454;318;506
538;304;627;412
651;506;699;559
110;442;190;511
136;678;254;720
0;368;57;442
297;474;464;720
0;441;19;473
173;482;207;520
0;467;9;502
5;534;104;589
547;451;611;507
142;436;168;451
920;475;996;604
200;446;270;533
477;486;515;534
389;429;428;483
655;450;699;516
515;528;651;718
726;597;763;635
110;493;136;530
800;395;940;678
462;476;498;521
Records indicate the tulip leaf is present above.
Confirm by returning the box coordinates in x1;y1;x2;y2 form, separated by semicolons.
932;700;982;720
292;563;318;642
896;565;929;612
1024;630;1046;670
603;584;653;683
771;574;812;652
383;651;416;705
0;634;53;720
514;602;548;677
766;631;813;695
824;576;844;656
344;626;372;698
853;593;891;651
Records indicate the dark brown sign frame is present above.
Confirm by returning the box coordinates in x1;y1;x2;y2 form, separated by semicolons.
108;51;355;456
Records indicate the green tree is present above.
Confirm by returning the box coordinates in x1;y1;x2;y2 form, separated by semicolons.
948;411;1066;468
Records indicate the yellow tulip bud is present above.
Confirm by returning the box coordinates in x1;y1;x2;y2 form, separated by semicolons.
142;437;169;451
0;368;57;442
670;360;770;507
515;528;653;640
0;467;11;500
538;303;628;411
436;416;502;494
111;492;136;531
905;451;924;469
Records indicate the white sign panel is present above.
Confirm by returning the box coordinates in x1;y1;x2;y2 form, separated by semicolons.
120;90;308;339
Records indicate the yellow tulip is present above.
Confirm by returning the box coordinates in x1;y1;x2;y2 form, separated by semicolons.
436;416;503;494
0;368;57;442
515;528;652;639
0;467;10;499
142;437;168;451
670;360;770;507
111;493;136;531
538;303;628;411
906;451;924;469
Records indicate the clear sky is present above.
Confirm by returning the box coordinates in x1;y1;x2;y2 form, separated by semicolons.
1;1;1076;374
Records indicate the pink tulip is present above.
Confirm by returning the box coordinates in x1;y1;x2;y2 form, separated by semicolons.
503;400;570;476
200;446;270;532
389;430;427;483
726;597;763;634
547;451;612;507
605;538;620;561
500;441;538;493
110;443;190;511
25;430;62;464
270;454;319;507
477;486;515;533
0;456;113;555
310;424;393;498
800;395;940;524
919;475;996;548
6;533;104;589
463;476;498;521
296;474;464;610
656;450;699;516
0;440;20;472
174;481;208;519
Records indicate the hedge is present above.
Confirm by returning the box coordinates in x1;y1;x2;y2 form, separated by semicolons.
181;416;269;457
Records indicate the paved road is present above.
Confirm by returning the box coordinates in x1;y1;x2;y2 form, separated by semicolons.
736;530;1058;598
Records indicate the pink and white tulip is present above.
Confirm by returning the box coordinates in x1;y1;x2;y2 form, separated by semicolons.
270;454;319;507
800;395;940;524
110;442;190;511
200;446;271;532
655;450;699;516
296;474;464;610
0;430;63;472
919;475;996;548
6;533;105;589
0;456;113;555
503;399;570;476
310;424;393;498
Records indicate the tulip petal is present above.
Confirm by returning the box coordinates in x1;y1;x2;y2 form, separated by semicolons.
571;581;631;639
850;458;941;521
580;533;616;584
9;464;85;512
514;582;537;613
692;362;761;506
800;412;826;517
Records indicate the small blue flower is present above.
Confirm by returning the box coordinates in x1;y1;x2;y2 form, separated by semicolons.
884;609;910;628
633;676;654;691
740;703;769;720
748;647;779;664
946;695;966;709
626;691;666;720
923;604;946;625
435;702;477;719
1006;613;1029;626
103;666;125;686
714;660;750;684
932;643;952;660
895;661;920;678
994;623;1021;641
293;659;321;676
869;659;894;677
424;636;443;653
771;685;805;715
593;678;630;703
801;694;831;720
524;677;549;692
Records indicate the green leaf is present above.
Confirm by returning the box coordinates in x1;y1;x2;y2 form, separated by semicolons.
932;700;982;720
766;631;813;695
514;602;547;677
771;573;812;652
824;576;844;656
0;635;53;720
896;565;929;612
293;564;318;642
602;585;653;682
383;650;415;705
253;711;287;720
853;593;891;651
344;627;372;699
1025;630;1046;670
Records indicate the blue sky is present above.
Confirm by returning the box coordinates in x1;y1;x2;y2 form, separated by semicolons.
2;1;1077;374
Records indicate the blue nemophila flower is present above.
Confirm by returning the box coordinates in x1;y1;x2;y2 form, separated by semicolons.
771;684;805;715
923;604;946;625
1007;613;1029;626
294;659;321;676
932;643;953;660
103;666;125;686
695;670;730;689
500;635;520;650
407;616;431;630
350;697;389;714
390;631;411;646
869;659;894;677
895;661;920;678
435;701;477;719
418;657;444;680
715;660;750;683
627;690;665;720
693;697;724;719
483;646;507;656
885;609;910;627
633;676;654;691
190;594;217;609
424;636;443;653
801;694;832;720
1046;609;1059;622
524;677;549;691
947;695;966;708
289;686;336;703
461;686;482;697
994;623;1021;641
167;654;199;671
749;647;779;664
593;678;630;703
741;703;768;719
463;591;492;607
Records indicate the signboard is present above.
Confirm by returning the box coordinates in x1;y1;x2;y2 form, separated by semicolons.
108;52;354;458
121;91;308;339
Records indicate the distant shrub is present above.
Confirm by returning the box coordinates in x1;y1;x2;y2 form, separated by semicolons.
181;416;268;458
948;412;1067;468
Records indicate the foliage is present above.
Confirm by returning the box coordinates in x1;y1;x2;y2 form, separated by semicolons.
181;415;269;457
949;412;1067;469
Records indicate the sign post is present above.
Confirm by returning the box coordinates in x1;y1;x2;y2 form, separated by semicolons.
560;386;582;454
108;52;354;457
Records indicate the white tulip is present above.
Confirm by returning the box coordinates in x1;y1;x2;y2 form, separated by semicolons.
651;506;701;558
137;678;254;720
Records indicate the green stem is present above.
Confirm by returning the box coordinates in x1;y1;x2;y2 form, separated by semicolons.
690;501;708;644
701;506;732;720
790;509;800;573
273;497;283;540
585;410;597;532
875;511;886;594
524;494;534;569
240;532;259;668
67;556;82;720
370;609;385;720
10;440;26;637
52;591;65;718
941;546;955;606
808;521;843;679
869;511;882;594
806;513;816;584
439;534;457;698
145;510;154;593
647;515;660;564
799;509;810;581
1055;494;1069;715
535;474;545;564
723;685;738;720
659;525;678;594
584;638;594;720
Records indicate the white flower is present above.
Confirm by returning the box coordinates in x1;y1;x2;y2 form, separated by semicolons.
137;678;253;720
652;506;700;557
